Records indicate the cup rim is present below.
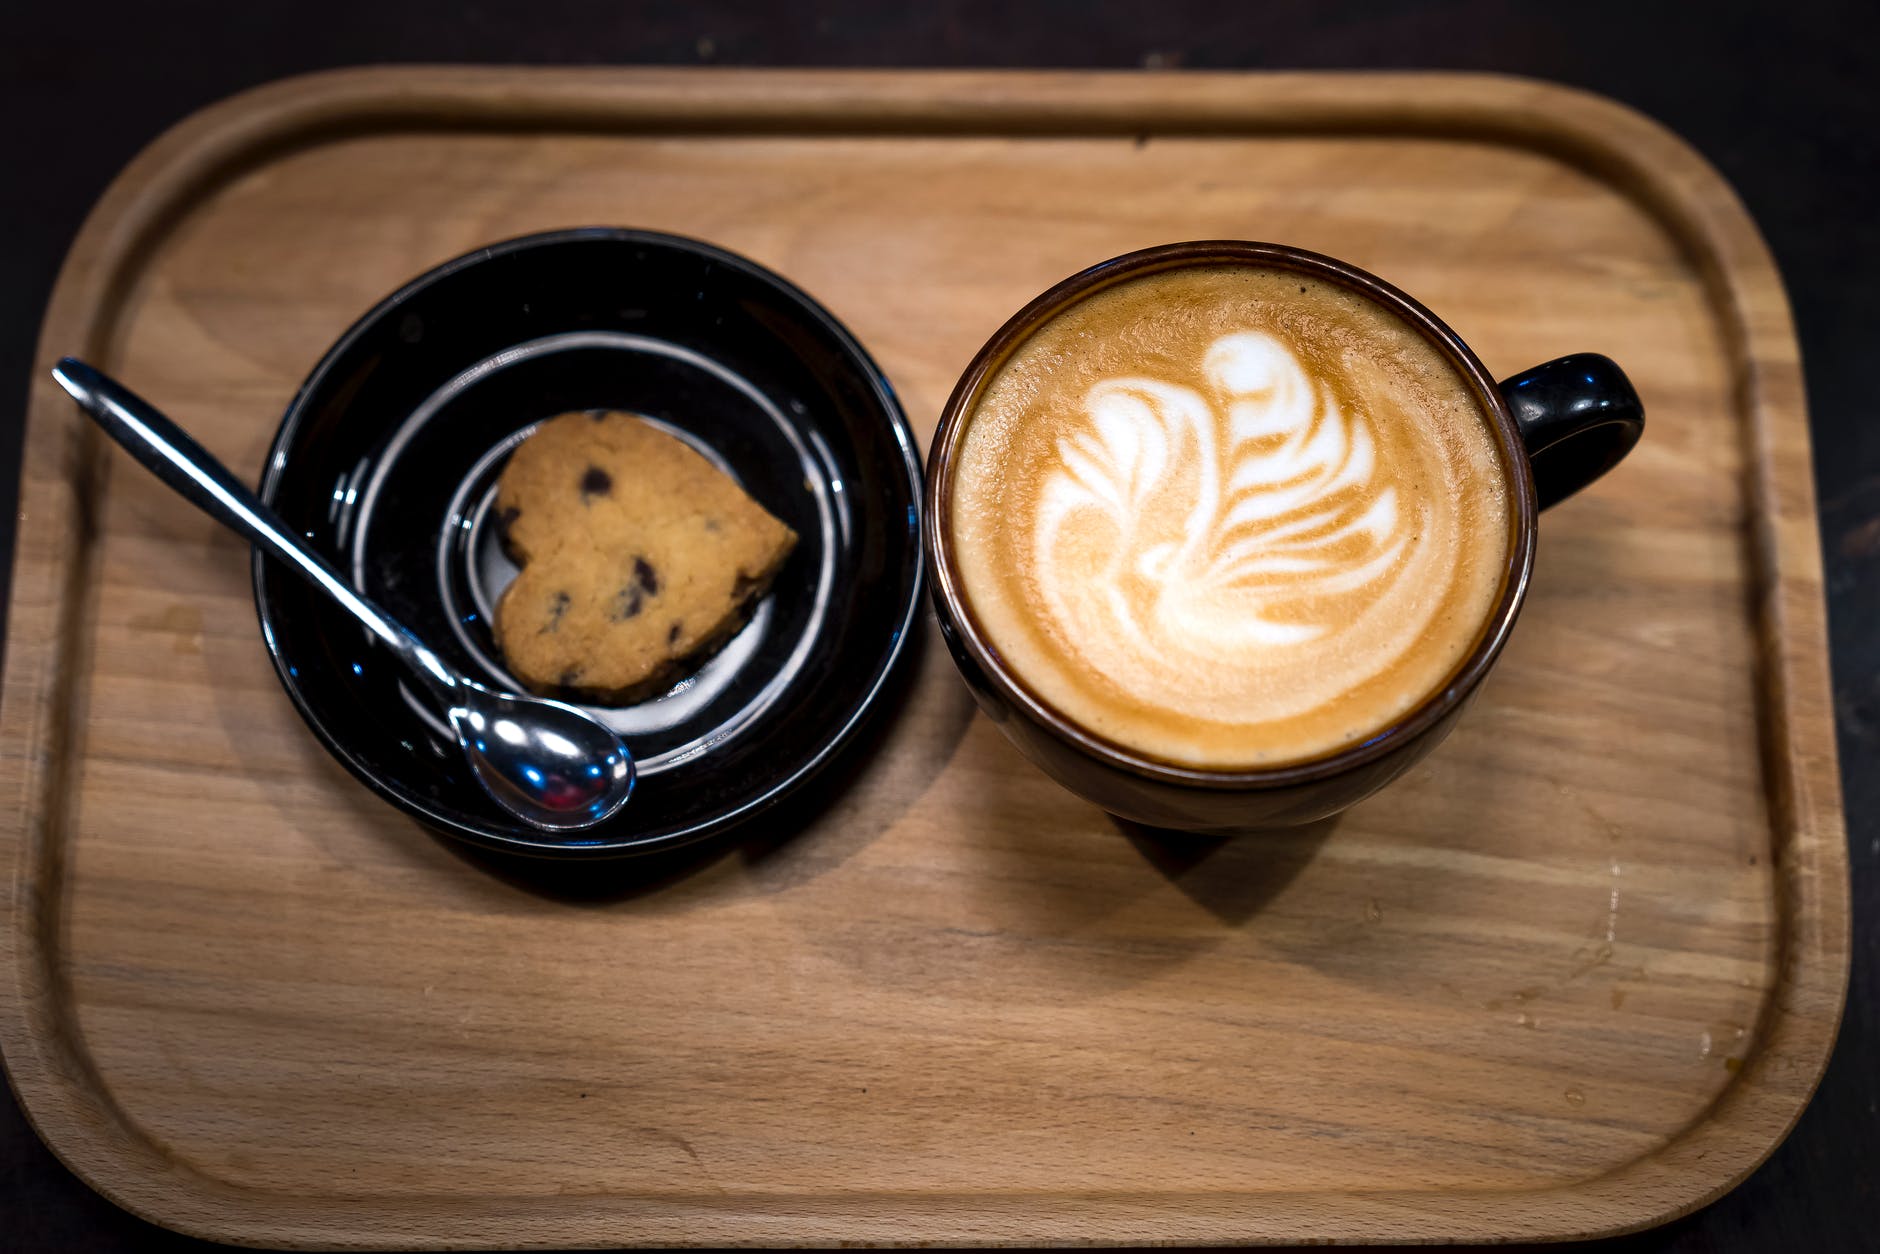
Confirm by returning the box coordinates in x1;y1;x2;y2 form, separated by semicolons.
924;240;1540;790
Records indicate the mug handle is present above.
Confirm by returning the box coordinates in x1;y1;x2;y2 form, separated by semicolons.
1498;353;1645;509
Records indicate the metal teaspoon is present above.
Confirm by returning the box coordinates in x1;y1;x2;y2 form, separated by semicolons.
52;358;634;834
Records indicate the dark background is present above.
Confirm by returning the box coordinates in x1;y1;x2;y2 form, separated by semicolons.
1;1;1873;1249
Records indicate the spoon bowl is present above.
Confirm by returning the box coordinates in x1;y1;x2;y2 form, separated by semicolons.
448;682;634;831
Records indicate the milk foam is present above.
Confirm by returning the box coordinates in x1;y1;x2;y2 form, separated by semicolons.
949;265;1511;768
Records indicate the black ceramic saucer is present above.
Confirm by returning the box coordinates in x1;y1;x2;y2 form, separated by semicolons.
256;229;923;856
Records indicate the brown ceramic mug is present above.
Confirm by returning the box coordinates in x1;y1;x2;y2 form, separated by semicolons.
924;241;1643;832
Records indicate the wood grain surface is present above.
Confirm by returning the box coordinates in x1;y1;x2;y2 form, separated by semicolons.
0;69;1849;1247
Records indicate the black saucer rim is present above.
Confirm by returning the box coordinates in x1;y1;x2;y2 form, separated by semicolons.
251;226;925;858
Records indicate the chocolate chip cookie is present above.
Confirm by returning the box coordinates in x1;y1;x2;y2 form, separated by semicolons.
492;411;798;703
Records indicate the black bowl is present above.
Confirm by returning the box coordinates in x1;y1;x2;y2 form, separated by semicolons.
255;229;923;856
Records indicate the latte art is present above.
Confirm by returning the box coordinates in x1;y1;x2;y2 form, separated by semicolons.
1038;331;1416;684
949;264;1512;768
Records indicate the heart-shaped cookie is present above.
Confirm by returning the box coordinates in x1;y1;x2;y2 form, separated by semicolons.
492;411;797;703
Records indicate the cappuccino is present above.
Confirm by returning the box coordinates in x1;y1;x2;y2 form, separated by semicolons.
947;263;1513;769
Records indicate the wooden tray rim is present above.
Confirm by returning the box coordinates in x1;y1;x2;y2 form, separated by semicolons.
0;66;1850;1248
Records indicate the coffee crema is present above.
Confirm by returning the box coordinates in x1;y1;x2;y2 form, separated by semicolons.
948;264;1513;769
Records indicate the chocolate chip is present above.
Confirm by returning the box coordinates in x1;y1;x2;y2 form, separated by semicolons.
580;466;613;499
558;668;582;687
587;408;611;422
542;590;570;633
668;622;683;644
703;517;721;532
607;558;662;621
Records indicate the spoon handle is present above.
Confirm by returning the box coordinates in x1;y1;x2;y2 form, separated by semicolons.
51;358;456;693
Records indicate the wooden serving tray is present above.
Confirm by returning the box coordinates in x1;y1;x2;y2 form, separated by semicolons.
0;69;1849;1247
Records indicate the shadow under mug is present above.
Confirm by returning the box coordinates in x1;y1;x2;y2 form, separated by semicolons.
923;241;1644;833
